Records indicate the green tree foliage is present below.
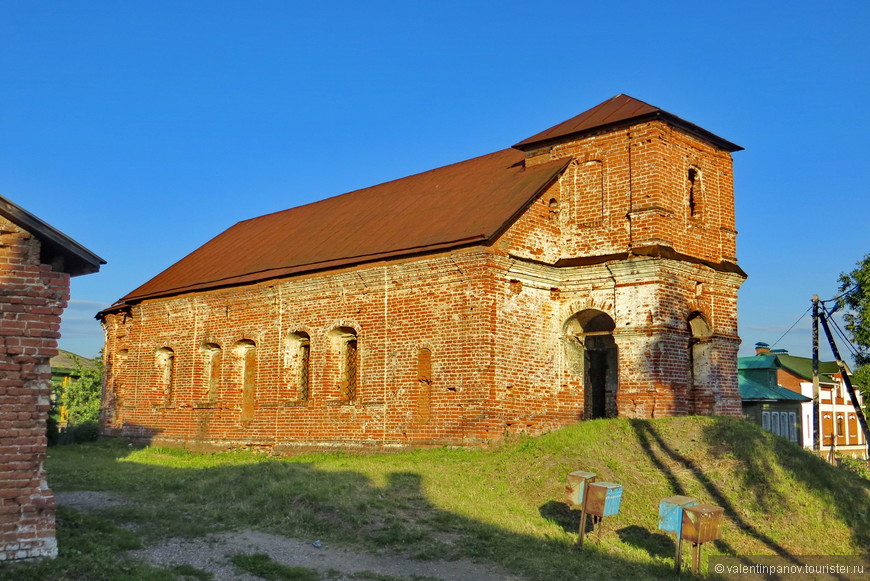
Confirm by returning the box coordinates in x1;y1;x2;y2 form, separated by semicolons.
62;360;103;425
838;254;870;408
851;364;870;414
49;358;103;444
838;253;870;365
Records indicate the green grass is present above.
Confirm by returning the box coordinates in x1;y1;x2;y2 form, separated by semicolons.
2;416;868;581
0;507;180;581
230;553;321;580
229;553;441;581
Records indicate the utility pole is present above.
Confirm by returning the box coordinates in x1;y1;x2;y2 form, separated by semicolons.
819;309;870;459
812;295;821;452
830;381;838;464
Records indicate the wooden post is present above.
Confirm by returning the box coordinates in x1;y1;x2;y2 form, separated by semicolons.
691;543;701;574
577;500;589;547
675;534;684;573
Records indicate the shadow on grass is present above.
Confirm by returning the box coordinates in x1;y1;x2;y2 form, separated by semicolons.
702;418;870;550
538;500;598;535
630;417;870;581
37;439;684;581
629;419;796;561
615;525;675;560
29;417;870;581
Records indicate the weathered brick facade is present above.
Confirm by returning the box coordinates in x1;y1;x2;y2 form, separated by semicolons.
99;95;746;451
0;199;103;561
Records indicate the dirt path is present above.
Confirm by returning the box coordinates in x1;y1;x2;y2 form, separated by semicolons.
55;491;519;581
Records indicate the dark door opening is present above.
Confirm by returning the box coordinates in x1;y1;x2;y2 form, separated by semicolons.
587;350;608;419
565;309;619;420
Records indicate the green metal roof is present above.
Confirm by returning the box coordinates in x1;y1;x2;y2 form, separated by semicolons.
737;355;781;370
775;354;840;383
739;376;812;402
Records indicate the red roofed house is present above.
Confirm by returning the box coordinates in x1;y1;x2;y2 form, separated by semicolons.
1;196;104;561
98;95;746;450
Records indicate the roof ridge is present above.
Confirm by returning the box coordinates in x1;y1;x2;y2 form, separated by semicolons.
108;148;568;306
513;93;741;152
237;148;523;227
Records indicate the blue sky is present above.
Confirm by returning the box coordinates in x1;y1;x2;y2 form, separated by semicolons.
2;1;868;361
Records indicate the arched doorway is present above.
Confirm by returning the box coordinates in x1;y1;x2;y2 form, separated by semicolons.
565;310;618;419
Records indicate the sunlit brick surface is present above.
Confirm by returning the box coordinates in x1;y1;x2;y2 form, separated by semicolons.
101;114;745;451
0;217;62;561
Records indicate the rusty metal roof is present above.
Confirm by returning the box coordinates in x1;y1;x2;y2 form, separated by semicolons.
115;148;569;304
513;94;742;152
107;94;742;309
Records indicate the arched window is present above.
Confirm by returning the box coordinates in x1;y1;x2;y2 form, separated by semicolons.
331;327;358;402
201;343;222;402
548;198;560;221
285;332;311;401
687;166;702;218
688;312;713;414
564;310;618;419
155;347;175;406
233;340;257;420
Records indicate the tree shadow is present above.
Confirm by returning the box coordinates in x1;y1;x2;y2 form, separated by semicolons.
46;440;684;581
51;417;869;580
702;418;870;550
629;419;797;562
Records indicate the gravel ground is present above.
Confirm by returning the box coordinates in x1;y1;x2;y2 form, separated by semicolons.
54;491;519;581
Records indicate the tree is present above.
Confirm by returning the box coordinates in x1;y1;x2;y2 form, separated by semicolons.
50;357;103;444
838;253;870;365
838;253;870;409
62;359;103;426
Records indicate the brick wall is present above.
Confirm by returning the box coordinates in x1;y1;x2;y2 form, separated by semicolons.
521;120;737;264
100;119;744;450
102;249;504;448
0;216;67;561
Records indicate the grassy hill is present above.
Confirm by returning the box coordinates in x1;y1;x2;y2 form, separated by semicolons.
4;416;869;580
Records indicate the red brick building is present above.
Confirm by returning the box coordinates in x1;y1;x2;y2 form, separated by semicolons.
0;196;103;561
99;95;746;450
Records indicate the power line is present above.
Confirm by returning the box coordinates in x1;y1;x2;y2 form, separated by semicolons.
769;305;811;349
820;284;859;306
823;305;861;360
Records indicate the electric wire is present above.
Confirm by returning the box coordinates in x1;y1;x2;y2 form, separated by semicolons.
820;284;859;305
824;305;862;360
769;305;811;350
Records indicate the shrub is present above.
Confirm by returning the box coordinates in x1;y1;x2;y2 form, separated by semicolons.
58;421;101;445
62;361;103;426
49;356;103;446
838;455;870;480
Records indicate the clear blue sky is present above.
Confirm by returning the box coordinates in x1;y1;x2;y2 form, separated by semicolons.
3;1;868;362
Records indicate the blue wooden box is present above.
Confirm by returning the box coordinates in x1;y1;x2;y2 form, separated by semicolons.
565;471;597;508
658;496;698;536
585;481;622;517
